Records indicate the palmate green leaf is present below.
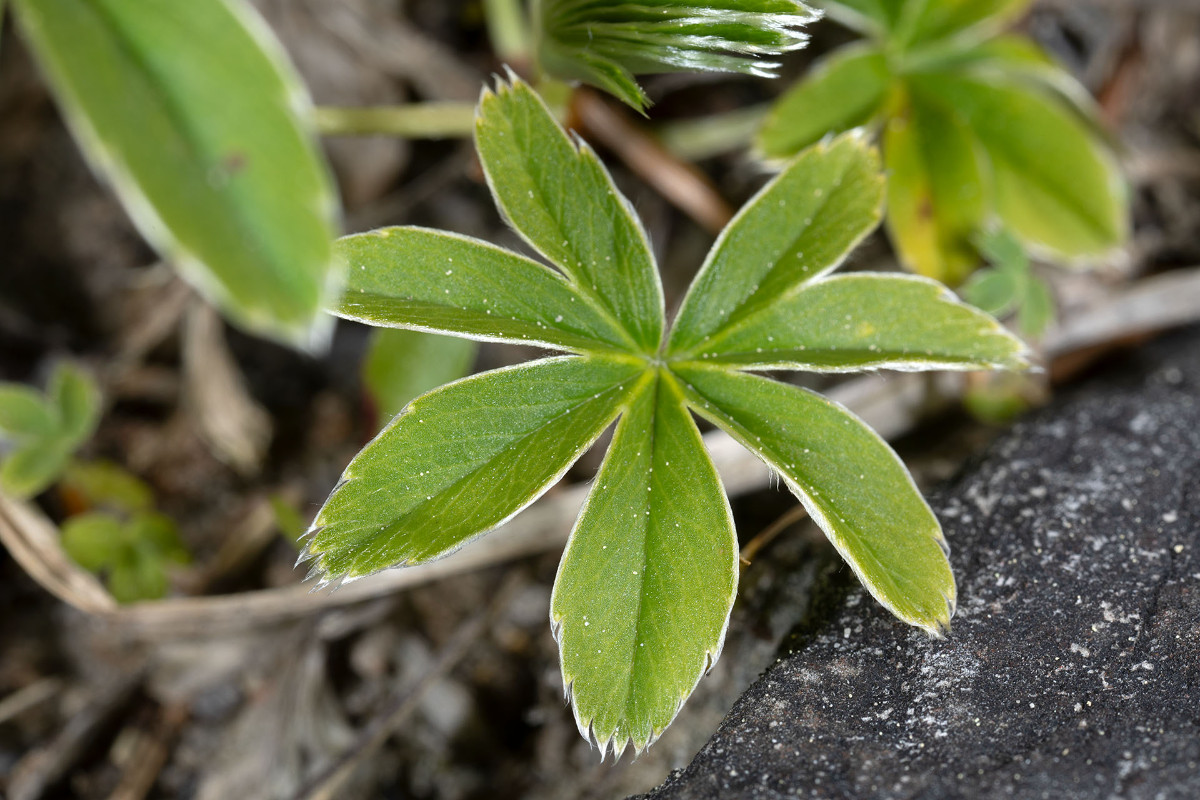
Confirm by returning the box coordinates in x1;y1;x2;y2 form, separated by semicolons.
670;133;885;355
680;273;1029;371
306;357;641;581
476;80;663;351
676;364;955;632
12;0;340;347
537;0;817;111
312;78;1029;758
883;87;987;285
756;44;891;159
335;227;629;353
552;371;736;756
912;72;1126;260
364;329;478;420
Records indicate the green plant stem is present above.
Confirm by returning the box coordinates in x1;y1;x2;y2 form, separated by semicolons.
484;0;531;64
313;104;476;140
657;104;770;162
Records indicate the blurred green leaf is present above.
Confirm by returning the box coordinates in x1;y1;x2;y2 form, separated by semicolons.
49;363;100;445
0;442;71;498
975;225;1028;273
902;0;1029;48
0;386;57;440
63;509;188;602
130;512;190;566
964;370;1039;423
61;460;155;513
1017;274;1055;338
61;512;124;571
922;35;1107;144
270;494;307;544
961;269;1019;318
823;0;1027;47
884;88;987;284
817;0;900;37
364;329;478;420
108;550;168;604
757;44;891;159
913;72;1126;260
13;0;342;347
537;0;817;110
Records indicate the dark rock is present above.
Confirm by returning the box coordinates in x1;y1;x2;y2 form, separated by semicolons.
643;327;1200;800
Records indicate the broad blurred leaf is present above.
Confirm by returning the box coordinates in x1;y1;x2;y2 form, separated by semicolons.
922;35;1106;141
1017;274;1055;338
49;363;100;445
670;133;884;355
61;460;155;513
108;548;168;603
902;0;1029;48
822;0;1026;46
757;44;891;159
683;273;1029;371
537;0;817;110
0;386;57;439
677;364;955;632
307;357;641;581
476;79;663;351
64;509;188;602
964;227;1055;337
335;227;630;353
975;225;1028;271
817;0;899;37
961;269;1019;318
364;329;478;419
552;373;736;756
13;0;341;347
270;494;307;543
883;88;986;284
61;512;124;571
913;71;1126;260
131;512;190;566
0;442;70;498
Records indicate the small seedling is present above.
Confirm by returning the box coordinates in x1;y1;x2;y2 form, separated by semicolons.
304;78;1026;755
59;460;190;603
0;363;100;498
963;227;1056;338
757;0;1127;285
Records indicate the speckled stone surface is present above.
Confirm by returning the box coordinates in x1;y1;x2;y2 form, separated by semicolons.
642;327;1200;800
